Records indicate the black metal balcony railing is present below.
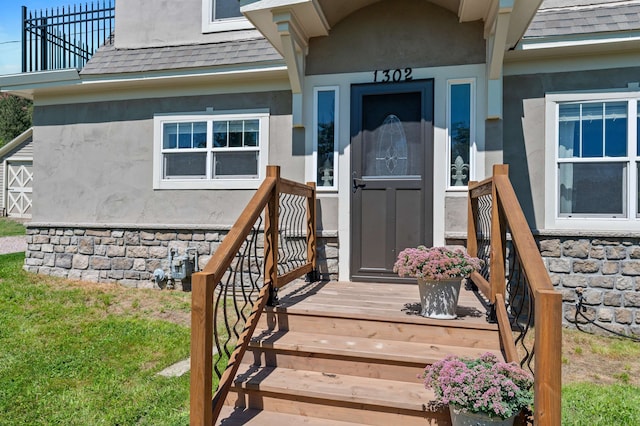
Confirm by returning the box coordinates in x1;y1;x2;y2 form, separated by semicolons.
22;0;115;73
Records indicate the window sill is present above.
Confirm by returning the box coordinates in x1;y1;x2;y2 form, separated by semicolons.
154;179;262;190
202;17;254;33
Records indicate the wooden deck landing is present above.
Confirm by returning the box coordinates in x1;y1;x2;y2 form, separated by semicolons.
217;280;502;425
274;279;493;327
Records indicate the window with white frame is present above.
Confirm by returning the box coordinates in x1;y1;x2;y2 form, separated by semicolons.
154;112;269;189
546;93;640;228
202;0;253;33
314;87;339;190
448;80;474;188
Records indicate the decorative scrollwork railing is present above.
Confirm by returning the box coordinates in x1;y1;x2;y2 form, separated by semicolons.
190;166;316;426
468;164;561;426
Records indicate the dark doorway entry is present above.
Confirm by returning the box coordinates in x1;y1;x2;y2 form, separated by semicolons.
351;80;434;282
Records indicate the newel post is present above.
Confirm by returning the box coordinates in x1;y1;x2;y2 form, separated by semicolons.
190;272;215;426
265;165;280;304
489;165;509;306
306;181;318;281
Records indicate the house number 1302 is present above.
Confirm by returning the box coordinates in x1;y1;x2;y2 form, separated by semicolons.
373;68;413;83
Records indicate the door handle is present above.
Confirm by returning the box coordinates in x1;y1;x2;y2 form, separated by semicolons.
352;176;366;193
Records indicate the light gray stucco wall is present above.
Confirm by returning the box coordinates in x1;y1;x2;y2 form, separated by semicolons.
306;0;485;75
504;66;640;230
32;91;302;226
115;0;260;48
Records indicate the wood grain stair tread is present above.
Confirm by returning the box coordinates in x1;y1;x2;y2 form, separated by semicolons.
216;406;370;425
249;329;503;364
265;304;498;331
231;365;439;412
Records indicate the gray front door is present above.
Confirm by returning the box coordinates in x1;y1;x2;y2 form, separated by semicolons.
351;80;434;282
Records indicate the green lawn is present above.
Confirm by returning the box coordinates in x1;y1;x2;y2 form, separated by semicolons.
0;252;194;425
0;217;26;237
563;383;640;425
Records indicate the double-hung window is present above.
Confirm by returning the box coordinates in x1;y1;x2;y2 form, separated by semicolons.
154;112;269;189
546;93;640;230
202;0;253;32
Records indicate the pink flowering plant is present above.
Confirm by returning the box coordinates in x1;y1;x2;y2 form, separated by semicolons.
393;246;482;281
420;353;533;419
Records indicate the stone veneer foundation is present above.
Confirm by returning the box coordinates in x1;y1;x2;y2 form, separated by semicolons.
24;226;338;288
537;235;640;337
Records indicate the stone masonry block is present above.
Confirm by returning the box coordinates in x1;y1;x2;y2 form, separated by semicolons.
624;292;640;308
561;275;588;288
91;257;111;270
630;246;640;259
72;254;89;270
606;246;627;260
78;237;94;255
149;246;168;258
548;273;561;286
539;239;561;257
615;308;633;324
86;229;111;237
107;245;126;257
33;235;50;244
589;276;614;289
133;258;146;271
178;233;193;241
573;260;600;274
621;261;640;276
126;246;149;258
603;292;622;306
42;244;54;253
55;253;73;269
43;253;55;267
616;277;634;291
598;308;614;322
156;232;177;241
591;246;606;259
111;231;124;238
582;289;603;305
548;258;571;273
563;240;590;258
124;231;140;245
602;261;620;275
112;258;134;270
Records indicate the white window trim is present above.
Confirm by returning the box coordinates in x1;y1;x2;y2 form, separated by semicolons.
544;90;640;231
202;0;253;33
313;86;340;192
446;78;476;191
153;111;269;190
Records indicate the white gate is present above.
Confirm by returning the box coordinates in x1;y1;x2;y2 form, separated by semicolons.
6;161;33;218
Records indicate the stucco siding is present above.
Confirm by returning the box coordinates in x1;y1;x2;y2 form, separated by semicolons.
503;66;640;230
31;91;298;226
306;0;485;76
115;0;260;49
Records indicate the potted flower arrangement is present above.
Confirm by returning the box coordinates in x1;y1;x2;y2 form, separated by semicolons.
393;246;482;319
420;352;533;425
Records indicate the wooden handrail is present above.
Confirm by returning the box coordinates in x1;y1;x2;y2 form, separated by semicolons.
200;176;276;276
467;164;561;426
190;165;317;426
493;174;554;294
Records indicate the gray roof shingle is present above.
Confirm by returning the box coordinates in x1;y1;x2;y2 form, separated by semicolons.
80;36;283;75
525;0;640;38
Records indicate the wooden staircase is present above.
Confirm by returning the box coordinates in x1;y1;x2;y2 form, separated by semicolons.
216;280;502;425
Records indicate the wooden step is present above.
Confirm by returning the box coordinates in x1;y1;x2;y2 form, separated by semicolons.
249;329;502;366
216;406;371;425
226;365;450;426
258;309;500;349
